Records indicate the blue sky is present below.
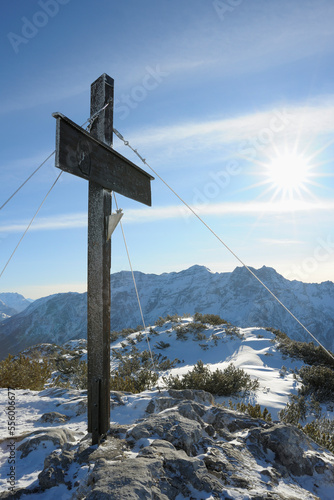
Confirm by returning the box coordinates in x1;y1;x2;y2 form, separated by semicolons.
1;0;334;299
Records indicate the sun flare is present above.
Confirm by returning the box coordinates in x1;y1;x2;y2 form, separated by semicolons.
265;153;312;199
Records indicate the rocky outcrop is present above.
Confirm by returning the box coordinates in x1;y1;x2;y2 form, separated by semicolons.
38;449;75;490
17;428;76;459
2;390;333;499
49;391;334;498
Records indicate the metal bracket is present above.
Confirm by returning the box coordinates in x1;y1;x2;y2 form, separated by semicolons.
106;209;123;241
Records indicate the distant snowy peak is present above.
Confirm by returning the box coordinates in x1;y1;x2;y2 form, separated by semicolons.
0;292;32;314
0;293;33;322
0;300;17;322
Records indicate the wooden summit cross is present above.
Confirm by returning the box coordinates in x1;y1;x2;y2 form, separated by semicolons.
53;74;153;445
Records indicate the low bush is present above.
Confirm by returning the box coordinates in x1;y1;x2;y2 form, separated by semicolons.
163;361;259;396
155;317;167;327
279;394;307;425
226;400;272;422
303;418;334;453
155;341;171;350
267;328;334;368
193;312;227;325
173;325;189;341
298;365;334;402
110;369;158;393
280;395;334;453
155;314;180;326
225;325;243;339
110;326;143;343
0;353;52;391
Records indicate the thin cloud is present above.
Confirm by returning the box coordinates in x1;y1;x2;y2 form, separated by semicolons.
120;97;334;159
125;199;334;223
0;213;87;233
260;238;304;246
1;200;334;234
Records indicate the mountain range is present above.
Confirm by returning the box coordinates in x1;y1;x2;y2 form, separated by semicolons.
0;265;333;359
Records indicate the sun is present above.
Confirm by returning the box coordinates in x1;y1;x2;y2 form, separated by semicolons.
264;152;312;200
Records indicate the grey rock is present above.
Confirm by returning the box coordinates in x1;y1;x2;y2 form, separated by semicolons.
86;457;168;500
76;434;127;464
145;390;211;419
7;393;334;500
38;449;74;489
39;411;70;423
167;388;214;405
60;396;87;416
17;428;76;458
139;440;223;497
205;405;267;436
248;423;333;478
127;410;202;455
85;439;223;500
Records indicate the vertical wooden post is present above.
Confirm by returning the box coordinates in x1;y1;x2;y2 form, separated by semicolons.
87;74;114;444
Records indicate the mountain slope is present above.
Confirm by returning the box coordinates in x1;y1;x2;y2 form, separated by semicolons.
0;300;18;321
0;293;86;358
1;265;334;359
0;292;32;322
0;292;32;313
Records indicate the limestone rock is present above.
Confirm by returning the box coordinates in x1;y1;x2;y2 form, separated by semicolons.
167;388;215;405
83;391;333;499
248;423;334;478
39;411;70;424
75;434;127;464
38;449;74;489
17;428;76;458
127;410;202;455
8;389;334;499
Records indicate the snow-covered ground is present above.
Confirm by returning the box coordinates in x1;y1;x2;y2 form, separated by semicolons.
113;320;305;420
0;321;333;498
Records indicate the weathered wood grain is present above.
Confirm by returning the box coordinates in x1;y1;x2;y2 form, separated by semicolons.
53;112;153;206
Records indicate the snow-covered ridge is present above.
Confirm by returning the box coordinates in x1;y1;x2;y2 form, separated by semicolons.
16;319;322;420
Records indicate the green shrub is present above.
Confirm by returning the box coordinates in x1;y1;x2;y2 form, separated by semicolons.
155;341;171;350
225;325;243;339
50;355;88;390
303;418;334;453
199;343;209;351
225;400;272;421
110;373;137;392
267;328;334;368
110;369;158;393
280;395;334;453
166;314;180;323
163;361;259;396
155;317;167;327
298;365;334;402
174;325;189;341
110;331;121;342
0;354;52;391
193;312;227;325
279;394;307;425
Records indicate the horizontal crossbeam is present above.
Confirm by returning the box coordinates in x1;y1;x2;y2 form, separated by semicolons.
53;112;153;206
